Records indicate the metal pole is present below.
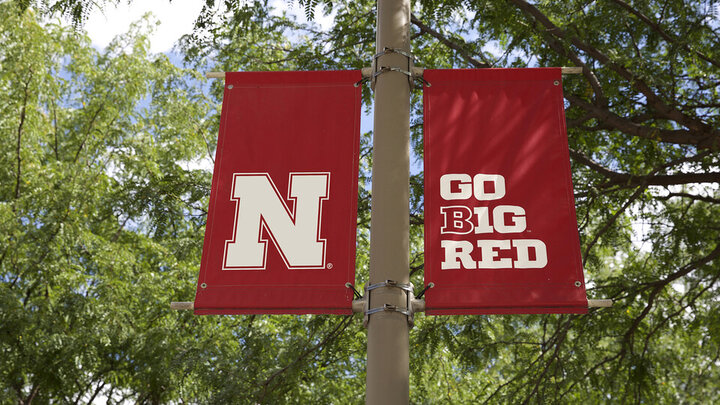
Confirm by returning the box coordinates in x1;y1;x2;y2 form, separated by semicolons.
367;0;411;403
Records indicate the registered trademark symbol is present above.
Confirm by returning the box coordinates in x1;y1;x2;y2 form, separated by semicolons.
327;263;333;269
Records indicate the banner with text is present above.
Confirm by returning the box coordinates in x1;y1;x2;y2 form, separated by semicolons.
194;71;361;315
423;68;588;315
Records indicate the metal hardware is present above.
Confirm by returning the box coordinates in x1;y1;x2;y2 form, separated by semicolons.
417;75;432;87
204;67;583;81
372;47;415;90
363;279;417;328
354;77;370;87
588;299;613;307
366;304;412;317
366;279;413;293
170;302;194;310
415;282;435;299
374;47;415;62
373;66;413;79
356;66;428;88
561;66;583;74
370;66;432;89
345;282;363;299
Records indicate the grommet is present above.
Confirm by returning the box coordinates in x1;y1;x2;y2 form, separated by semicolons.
201;283;207;288
227;85;234;89
553;80;560;86
574;281;582;287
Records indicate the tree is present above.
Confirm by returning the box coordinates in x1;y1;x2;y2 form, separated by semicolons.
1;3;366;403
0;4;214;402
3;0;719;403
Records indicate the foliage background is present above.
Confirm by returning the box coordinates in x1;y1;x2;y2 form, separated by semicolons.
1;0;719;403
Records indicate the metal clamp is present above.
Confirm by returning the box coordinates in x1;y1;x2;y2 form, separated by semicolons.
366;279;413;293
373;47;416;62
373;66;413;80
363;280;417;328
366;304;412;317
372;47;415;90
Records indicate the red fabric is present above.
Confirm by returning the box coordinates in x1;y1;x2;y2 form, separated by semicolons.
423;68;588;314
194;71;361;314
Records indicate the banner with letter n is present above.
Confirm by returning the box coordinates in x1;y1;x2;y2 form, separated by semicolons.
423;68;588;315
194;71;361;315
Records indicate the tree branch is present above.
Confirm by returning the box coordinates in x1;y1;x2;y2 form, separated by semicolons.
623;243;720;349
508;0;719;146
558;353;623;401
645;243;720;290
609;0;720;69
566;94;716;147
569;148;717;191
568;148;620;178
73;101;106;163
599;172;720;190
656;192;720;205
410;14;490;68
582;185;647;265
25;381;40;405
86;381;106;405
641;272;720;357
521;16;606;103
15;76;31;201
259;316;353;399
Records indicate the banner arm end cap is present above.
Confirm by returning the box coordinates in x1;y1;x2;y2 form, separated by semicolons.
588;299;613;308
171;302;194;310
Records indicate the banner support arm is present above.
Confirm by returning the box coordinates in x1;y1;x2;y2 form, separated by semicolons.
588;299;613;307
170;302;194;310
204;67;583;80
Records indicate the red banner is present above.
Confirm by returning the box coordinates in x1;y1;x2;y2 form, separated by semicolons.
423;68;588;315
194;71;361;314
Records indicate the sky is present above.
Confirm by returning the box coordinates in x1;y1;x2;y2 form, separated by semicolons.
83;0;335;53
83;0;203;53
79;0;369;173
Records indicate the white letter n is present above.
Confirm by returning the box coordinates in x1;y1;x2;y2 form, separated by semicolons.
223;172;329;269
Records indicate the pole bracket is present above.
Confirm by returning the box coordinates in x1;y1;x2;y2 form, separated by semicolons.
366;304;412;317
361;280;419;328
373;66;413;80
371;47;416;90
373;47;415;62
